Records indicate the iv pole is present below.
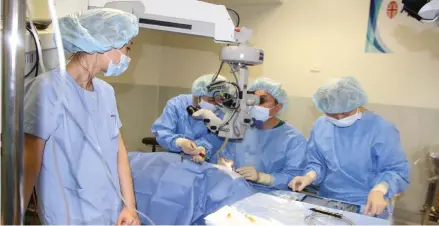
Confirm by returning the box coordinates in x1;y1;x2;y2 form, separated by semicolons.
1;0;26;224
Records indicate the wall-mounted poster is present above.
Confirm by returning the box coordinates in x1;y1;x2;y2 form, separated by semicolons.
365;0;439;54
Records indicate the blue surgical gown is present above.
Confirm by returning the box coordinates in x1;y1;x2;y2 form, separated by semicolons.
306;110;410;205
221;123;307;192
152;94;224;161
24;69;122;224
129;152;255;225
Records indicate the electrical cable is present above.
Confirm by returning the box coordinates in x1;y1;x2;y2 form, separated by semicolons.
209;80;239;98
226;8;240;27
25;27;39;78
223;82;240;110
212;90;237;109
211;8;240;90
304;212;354;225
209;8;243;139
45;1;72;224
219;108;237;130
211;8;240;96
232;108;241;137
215;138;230;162
228;64;241;109
211;61;225;83
51;132;71;225
229;63;239;82
26;4;46;73
210;82;240;109
208;64;242;134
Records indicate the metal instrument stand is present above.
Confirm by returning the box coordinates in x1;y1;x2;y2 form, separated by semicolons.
422;152;439;225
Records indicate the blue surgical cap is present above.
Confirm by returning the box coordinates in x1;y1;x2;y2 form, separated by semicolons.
192;74;227;97
249;78;288;106
58;8;139;53
312;77;368;114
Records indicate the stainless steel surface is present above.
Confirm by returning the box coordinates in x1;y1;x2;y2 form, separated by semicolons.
422;152;439;225
430;152;439;178
1;0;26;224
421;182;438;225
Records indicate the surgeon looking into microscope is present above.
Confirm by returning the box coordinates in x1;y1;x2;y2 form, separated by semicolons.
152;74;227;164
219;78;307;192
23;9;140;225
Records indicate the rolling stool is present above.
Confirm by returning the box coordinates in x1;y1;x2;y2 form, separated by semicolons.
142;137;160;152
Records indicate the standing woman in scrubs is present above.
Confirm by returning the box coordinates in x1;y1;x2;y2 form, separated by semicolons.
23;8;140;224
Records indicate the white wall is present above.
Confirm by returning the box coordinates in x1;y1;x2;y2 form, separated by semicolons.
116;0;439;110
245;0;439;110
104;30;165;86
159;33;225;87
148;0;439;109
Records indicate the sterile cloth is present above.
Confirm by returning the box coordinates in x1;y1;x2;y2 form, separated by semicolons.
129;152;255;225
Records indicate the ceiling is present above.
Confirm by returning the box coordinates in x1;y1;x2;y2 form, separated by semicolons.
205;0;282;6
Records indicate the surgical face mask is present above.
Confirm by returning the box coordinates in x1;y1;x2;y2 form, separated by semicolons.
325;108;362;128
104;50;131;76
199;100;218;112
251;105;274;129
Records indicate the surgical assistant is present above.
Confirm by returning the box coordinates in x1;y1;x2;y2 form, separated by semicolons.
220;78;307;192
289;77;410;216
152;74;226;163
23;9;140;224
